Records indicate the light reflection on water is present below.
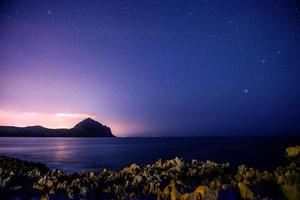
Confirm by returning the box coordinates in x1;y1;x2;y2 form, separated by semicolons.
0;137;298;172
53;140;68;162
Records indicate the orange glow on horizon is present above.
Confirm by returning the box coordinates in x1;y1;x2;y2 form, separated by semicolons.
0;110;91;128
0;110;147;136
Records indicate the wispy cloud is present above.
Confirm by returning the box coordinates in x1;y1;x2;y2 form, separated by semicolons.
0;110;141;135
0;110;97;129
55;113;95;119
21;112;38;116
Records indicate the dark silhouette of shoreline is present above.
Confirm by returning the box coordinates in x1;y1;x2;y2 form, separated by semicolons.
0;118;115;137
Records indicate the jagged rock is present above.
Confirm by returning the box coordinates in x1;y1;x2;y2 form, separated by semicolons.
191;159;198;166
46;179;53;188
238;182;254;200
40;195;49;200
155;159;163;168
162;180;181;200
80;186;89;196
1;177;11;188
286;146;300;164
209;179;222;190
0;151;298;200
194;186;217;200
181;186;217;200
133;175;143;185
181;192;200;200
122;163;140;174
282;184;300;200
13;185;22;190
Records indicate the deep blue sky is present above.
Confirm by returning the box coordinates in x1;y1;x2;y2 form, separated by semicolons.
1;0;300;136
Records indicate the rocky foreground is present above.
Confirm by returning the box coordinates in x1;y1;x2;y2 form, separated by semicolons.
0;146;299;200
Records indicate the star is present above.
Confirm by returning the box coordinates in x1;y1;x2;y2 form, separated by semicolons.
47;11;52;15
244;89;249;93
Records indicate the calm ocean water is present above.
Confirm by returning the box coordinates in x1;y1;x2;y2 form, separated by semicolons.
0;137;299;172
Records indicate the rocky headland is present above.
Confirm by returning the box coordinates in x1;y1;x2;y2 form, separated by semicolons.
0;146;299;200
0;118;115;137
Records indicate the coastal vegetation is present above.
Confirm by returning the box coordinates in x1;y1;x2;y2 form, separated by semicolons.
0;146;299;200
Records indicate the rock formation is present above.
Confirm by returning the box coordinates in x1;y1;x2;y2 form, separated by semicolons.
0;118;115;137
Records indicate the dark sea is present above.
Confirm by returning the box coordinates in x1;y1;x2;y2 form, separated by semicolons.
0;136;299;173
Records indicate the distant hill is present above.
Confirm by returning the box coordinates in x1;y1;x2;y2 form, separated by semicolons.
0;118;115;137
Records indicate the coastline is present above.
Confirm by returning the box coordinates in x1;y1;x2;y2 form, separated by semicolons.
0;146;299;200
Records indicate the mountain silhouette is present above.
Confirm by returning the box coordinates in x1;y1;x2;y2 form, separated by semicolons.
0;118;115;137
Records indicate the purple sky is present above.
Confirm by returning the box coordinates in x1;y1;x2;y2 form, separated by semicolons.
1;0;300;136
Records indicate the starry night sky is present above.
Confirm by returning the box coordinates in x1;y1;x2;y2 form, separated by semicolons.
1;0;300;136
